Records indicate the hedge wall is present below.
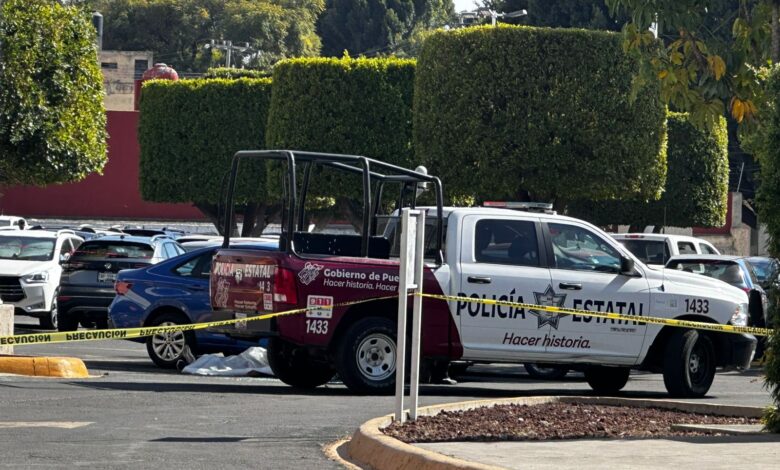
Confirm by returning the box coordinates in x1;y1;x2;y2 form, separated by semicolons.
204;67;272;79
265;57;416;208
413;25;667;206
138;78;272;206
569;113;729;228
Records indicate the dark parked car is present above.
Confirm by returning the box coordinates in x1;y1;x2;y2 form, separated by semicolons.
58;235;185;331
746;256;780;290
108;240;277;368
666;255;769;329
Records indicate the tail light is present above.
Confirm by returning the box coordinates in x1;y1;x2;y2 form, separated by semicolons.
273;267;298;304
115;281;132;295
62;262;85;271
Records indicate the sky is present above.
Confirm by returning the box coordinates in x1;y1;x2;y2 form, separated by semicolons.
454;0;480;12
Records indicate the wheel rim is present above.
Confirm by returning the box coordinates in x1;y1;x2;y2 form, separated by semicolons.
151;321;185;362
356;333;396;381
689;342;709;384
50;297;58;329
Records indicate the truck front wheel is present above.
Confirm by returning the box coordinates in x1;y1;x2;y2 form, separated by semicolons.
337;317;397;395
585;366;630;395
267;338;335;389
662;329;715;398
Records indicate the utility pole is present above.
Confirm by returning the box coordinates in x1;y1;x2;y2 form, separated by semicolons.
204;40;250;68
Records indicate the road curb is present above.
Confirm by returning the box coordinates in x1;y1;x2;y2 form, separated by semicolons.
346;396;766;470
0;355;89;378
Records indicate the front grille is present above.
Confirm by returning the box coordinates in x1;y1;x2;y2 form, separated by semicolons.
0;276;25;302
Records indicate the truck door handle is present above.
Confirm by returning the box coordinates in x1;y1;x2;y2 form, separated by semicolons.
467;276;492;284
559;282;582;290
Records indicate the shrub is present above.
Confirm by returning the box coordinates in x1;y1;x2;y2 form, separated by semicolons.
204;67;272;79
413;25;667;206
138;77;272;233
568;113;729;228
265;56;416;226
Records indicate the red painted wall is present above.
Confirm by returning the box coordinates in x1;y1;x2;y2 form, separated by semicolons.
0;111;204;220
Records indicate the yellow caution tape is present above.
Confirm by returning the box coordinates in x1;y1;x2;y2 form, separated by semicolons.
1;291;771;346
0;295;399;346
417;292;773;337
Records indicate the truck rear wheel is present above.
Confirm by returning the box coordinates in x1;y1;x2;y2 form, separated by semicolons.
336;317;397;395
662;329;715;398
267;338;335;389
585;366;630;395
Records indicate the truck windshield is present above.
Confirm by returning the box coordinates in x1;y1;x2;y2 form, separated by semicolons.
619;239;669;265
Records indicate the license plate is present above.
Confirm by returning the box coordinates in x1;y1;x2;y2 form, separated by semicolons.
235;312;247;330
98;272;117;283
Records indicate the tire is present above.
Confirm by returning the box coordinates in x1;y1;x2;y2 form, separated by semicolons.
57;308;79;332
585;366;630;395
336;317;398;395
266;338;335;389
145;312;197;369
448;362;471;379
39;292;58;330
662;329;715;398
524;363;569;380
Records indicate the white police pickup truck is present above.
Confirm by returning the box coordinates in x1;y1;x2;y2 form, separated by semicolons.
210;151;756;398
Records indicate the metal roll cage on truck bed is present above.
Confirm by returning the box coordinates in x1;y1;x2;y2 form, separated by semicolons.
221;150;445;261
211;149;757;397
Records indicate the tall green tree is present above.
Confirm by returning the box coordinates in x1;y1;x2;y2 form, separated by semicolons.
0;0;107;187
317;0;454;56
89;0;323;73
487;0;628;31
607;0;774;129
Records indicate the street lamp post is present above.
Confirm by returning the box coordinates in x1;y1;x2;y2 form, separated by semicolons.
490;9;528;26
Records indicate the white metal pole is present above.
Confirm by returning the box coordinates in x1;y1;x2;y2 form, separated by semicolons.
409;210;426;420
394;208;412;422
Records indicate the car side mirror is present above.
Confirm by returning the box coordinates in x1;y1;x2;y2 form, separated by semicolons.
60;253;70;263
620;256;635;275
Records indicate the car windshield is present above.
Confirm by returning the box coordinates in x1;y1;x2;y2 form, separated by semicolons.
0;236;56;261
73;241;154;259
668;259;746;288
747;258;779;286
618;239;669;265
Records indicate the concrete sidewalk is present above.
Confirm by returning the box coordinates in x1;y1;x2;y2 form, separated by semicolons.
418;433;780;469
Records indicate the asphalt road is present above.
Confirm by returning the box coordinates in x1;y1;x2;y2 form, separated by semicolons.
1;316;773;469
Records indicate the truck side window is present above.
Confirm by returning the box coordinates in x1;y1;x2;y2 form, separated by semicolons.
474;219;539;267
549;223;621;273
699;243;718;255
678;242;697;254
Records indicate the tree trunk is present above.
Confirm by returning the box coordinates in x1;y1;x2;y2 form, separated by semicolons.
773;1;780;63
194;201;237;236
627;224;646;233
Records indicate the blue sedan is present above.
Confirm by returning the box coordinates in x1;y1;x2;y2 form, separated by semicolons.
108;240;276;368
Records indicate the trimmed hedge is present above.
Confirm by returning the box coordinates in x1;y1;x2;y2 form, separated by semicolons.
569;113;729;228
413;25;667;206
0;0;107;186
204;67;272;79
265;57;416;203
138;78;272;204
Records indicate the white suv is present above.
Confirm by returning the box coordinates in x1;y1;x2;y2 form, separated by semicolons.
0;230;83;329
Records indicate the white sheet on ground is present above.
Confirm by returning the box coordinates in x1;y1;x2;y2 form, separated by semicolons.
181;347;274;376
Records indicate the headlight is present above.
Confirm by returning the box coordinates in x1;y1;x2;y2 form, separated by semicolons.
21;271;49;284
730;303;748;326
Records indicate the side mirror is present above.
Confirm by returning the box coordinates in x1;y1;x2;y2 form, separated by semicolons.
620;256;635;275
60;253;70;263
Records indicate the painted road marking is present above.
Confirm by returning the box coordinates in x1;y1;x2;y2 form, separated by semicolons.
0;421;93;429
